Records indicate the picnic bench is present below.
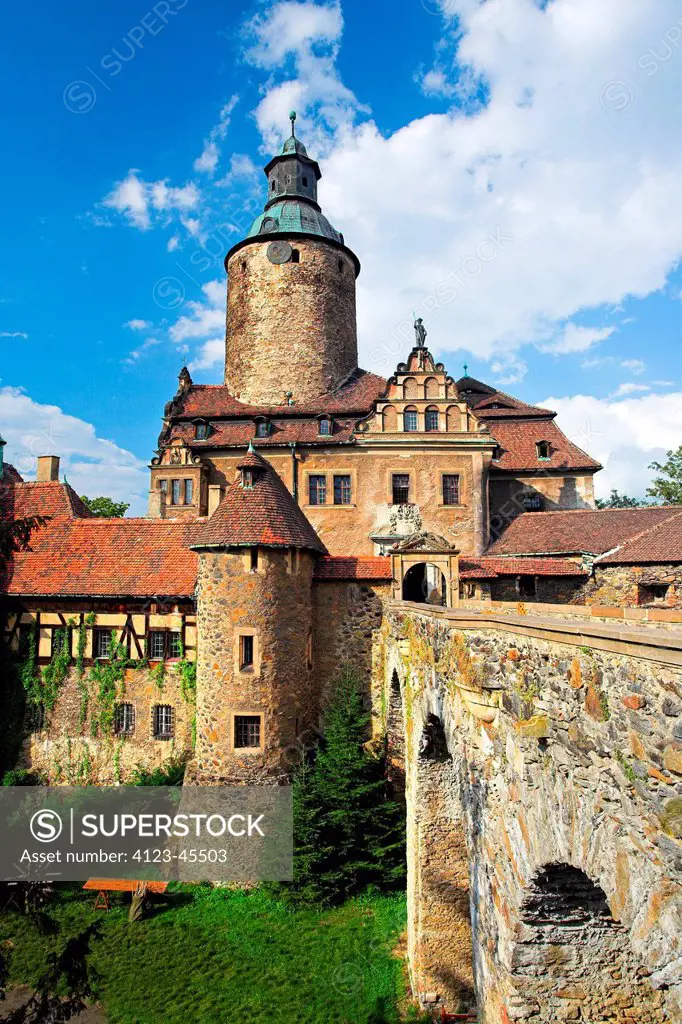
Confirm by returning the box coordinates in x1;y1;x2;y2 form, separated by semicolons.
82;878;168;910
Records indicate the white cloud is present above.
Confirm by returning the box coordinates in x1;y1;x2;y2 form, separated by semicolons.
216;153;260;188
124;337;163;365
102;171;201;232
621;358;646;374
239;0;682;375
124;319;152;331
167;235;180;252
0;331;28;339
541;324;616;355
194;96;240;176
539;390;682;498
609;381;651;397
166;279;226;372
0;386;148;514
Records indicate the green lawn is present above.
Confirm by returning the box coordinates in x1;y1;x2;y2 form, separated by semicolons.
1;886;413;1024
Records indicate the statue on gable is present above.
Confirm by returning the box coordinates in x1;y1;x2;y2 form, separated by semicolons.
414;317;427;348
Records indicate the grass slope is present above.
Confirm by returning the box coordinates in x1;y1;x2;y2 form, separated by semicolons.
1;886;409;1024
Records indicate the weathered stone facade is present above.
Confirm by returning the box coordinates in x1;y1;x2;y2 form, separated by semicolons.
381;603;682;1022
582;564;682;610
225;240;358;406
195;547;317;781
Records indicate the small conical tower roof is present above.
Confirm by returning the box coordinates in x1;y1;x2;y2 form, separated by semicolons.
192;444;327;554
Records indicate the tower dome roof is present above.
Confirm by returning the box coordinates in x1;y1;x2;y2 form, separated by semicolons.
192;446;327;554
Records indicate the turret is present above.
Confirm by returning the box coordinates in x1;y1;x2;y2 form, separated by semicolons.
224;113;360;406
191;444;327;782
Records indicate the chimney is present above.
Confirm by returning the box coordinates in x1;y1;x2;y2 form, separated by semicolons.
36;455;60;482
148;488;167;520
208;484;223;517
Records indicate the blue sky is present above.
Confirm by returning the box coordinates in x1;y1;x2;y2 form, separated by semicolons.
1;0;681;512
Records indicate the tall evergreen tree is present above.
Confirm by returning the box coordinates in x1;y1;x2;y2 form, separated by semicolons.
284;667;405;906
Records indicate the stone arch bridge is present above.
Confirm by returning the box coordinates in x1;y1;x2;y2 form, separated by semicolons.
379;602;682;1023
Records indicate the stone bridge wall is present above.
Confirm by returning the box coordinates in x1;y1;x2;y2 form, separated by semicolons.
380;602;682;1023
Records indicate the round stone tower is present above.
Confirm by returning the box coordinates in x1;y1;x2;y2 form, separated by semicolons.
224;113;360;406
191;444;327;783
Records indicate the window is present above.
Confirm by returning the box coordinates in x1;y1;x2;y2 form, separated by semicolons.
404;409;418;432
333;475;352;505
94;628;111;660
239;635;254;671
460;581;477;600
392;474;410;505
171;479;182;505
442;474;461;506
639;583;670;606
291;249;300;263
271;179;276;191
50;627;71;659
153;704;174;740
250;547;259;572
518;577;537;599
255;420;269;438
338;258;344;273
318;417;332;436
302;176;308;187
184;479;194;505
523;493;544;511
114;702;135;736
195;422;209;440
308;475;327;505
536;441;550;460
158;479;168;494
234;714;261;750
148;631;182;661
425;408;439;432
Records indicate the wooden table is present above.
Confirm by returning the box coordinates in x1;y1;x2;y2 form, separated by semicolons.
82;878;169;910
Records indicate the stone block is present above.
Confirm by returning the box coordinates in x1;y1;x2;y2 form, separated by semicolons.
663;746;682;775
585;684;609;722
514;714;550;739
623;694;646;710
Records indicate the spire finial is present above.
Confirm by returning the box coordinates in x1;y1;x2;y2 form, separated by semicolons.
289;110;296;136
247;440;256;453
463;362;469;376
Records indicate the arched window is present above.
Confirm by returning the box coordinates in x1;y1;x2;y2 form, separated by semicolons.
425;407;439;432
255;419;270;438
382;405;398;432
291;248;300;264
536;440;550;459
403;407;418;432
318;417;332;436
302;176;308;187
446;406;461;432
403;377;418;399
424;376;439;398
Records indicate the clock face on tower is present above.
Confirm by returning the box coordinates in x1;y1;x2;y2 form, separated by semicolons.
266;240;293;264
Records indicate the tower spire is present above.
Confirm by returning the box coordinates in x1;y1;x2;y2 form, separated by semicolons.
289;110;296;137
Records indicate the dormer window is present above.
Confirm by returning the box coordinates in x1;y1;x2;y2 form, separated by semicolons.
195;422;210;440
536;441;550;460
255;419;270;438
318;416;332;436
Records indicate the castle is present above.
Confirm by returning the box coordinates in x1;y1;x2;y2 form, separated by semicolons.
1;114;681;785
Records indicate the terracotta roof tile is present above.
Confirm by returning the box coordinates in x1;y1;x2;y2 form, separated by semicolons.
1;519;199;598
487;507;682;557
597;509;682;564
170;417;358;449
2;463;23;483
193;448;326;554
455;376;553;418
0;480;94;520
488;418;601;473
313;557;393;581
460;556;588;578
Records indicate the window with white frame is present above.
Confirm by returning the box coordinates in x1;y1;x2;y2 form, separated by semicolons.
114;702;135;736
94;628;111;660
152;704;174;739
234;714;261;749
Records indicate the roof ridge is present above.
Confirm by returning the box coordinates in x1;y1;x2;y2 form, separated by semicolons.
594;508;682;562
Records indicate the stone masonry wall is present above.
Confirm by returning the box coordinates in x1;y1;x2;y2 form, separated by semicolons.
581;564;682;610
225;240;358;405
381;605;682;1023
195;548;317;782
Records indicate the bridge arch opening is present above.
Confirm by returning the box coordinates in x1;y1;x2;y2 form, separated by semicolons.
510;863;668;1022
402;563;447;606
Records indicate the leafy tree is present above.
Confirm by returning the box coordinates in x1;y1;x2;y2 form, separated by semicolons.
595;489;650;509
0;516;47;561
281;667;405;906
80;495;130;517
647;446;682;504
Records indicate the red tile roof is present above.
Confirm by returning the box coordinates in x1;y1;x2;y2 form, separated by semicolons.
313;556;393;581
0;480;94;520
170;417;358;449
487;507;682;557
597;509;682;564
460;556;588;578
455;376;553;419
193;448;326;554
488;418;601;473
2;463;23;483
174;369;387;421
1;519;199;598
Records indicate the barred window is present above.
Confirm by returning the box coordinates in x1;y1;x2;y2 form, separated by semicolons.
148;631;166;661
94;628;111;660
308;475;327;505
153;704;174;739
392;474;410;505
425;408;439;432
114;702;135;736
234;715;261;749
333;475;352;505
403;409;418;432
442;474;461;506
